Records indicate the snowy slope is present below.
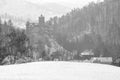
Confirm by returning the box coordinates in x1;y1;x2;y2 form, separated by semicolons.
0;0;71;20
0;62;120;80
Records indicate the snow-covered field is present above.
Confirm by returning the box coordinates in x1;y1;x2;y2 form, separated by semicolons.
0;61;120;80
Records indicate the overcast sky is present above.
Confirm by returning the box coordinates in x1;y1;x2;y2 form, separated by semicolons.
26;0;102;8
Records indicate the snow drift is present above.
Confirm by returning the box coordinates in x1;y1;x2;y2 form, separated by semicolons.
0;61;120;80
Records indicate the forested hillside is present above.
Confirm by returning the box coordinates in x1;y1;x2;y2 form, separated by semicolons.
47;0;120;58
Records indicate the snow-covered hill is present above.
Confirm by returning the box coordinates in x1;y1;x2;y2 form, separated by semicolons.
0;62;120;80
0;0;71;21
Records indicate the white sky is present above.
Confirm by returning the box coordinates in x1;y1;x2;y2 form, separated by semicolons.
26;0;97;3
26;0;102;8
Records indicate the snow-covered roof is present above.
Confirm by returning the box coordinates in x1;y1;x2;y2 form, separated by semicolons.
81;50;94;55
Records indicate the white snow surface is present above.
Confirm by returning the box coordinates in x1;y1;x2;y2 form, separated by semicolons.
0;61;120;80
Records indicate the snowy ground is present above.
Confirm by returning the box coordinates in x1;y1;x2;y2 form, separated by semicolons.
0;61;120;80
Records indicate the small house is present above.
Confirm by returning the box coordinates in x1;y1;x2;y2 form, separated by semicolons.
79;50;94;60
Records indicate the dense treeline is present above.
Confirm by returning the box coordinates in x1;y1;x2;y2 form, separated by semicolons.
0;19;33;65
